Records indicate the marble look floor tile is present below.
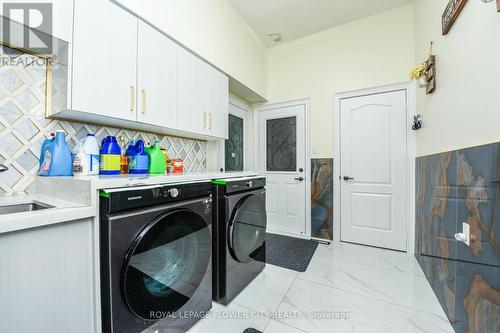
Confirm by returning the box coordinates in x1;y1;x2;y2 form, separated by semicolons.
187;302;270;333
264;319;308;333
318;242;425;277
263;263;300;278
297;255;446;316
232;264;297;313
276;279;454;333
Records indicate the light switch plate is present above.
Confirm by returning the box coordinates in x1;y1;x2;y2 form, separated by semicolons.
463;222;470;246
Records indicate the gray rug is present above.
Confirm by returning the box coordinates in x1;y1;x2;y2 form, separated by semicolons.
263;233;318;272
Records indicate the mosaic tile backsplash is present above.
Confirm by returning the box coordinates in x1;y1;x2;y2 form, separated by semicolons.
415;143;500;333
0;52;206;195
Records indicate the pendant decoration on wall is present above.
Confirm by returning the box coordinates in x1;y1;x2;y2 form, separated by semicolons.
409;42;436;94
442;0;469;35
425;54;436;94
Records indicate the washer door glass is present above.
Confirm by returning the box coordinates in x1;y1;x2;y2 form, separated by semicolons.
228;194;266;263
122;209;211;320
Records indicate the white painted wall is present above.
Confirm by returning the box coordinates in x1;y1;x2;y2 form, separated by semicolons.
266;5;415;158
114;0;268;99
414;0;500;156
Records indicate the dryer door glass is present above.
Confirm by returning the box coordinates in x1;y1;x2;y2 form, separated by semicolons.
228;193;266;263
122;209;211;320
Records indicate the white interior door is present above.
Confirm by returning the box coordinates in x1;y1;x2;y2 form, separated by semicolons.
259;104;306;237
340;90;407;251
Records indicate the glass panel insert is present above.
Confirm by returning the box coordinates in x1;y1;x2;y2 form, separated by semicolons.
225;114;244;171
266;116;297;172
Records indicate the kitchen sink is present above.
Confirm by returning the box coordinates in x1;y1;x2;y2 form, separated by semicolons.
0;202;54;215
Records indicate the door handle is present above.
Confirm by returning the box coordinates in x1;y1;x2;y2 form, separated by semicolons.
294;177;304;182
343;176;354;181
141;89;147;114
130;86;135;113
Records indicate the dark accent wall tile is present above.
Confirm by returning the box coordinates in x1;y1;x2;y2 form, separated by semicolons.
419;151;459;261
416;141;500;333
454;260;500;333
311;158;333;240
456;143;500;268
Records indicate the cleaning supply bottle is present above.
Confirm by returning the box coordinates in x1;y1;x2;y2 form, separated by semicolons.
83;134;100;175
119;136;128;174
99;136;121;175
144;142;166;174
72;140;88;177
38;130;73;177
127;140;149;174
39;131;55;168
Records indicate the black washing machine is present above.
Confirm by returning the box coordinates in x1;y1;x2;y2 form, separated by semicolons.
99;182;213;333
212;177;266;305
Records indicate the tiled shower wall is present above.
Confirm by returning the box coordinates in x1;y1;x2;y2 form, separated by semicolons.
0;49;206;195
415;143;500;333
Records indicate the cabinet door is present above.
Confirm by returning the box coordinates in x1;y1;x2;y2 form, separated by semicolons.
204;65;229;139
176;47;204;134
72;0;137;121
137;21;177;128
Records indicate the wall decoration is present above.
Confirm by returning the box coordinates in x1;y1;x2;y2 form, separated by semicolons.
311;158;333;240
497;0;500;12
410;42;436;94
425;55;436;94
442;0;469;35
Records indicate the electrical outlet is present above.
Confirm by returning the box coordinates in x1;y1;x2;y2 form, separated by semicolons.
463;222;470;246
454;222;471;246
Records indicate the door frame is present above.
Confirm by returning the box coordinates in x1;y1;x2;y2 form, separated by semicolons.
333;82;417;253
255;98;311;239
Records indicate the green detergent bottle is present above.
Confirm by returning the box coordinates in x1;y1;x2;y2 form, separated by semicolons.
145;143;166;174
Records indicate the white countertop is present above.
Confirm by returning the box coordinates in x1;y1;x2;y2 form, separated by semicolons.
0;194;94;234
0;171;260;234
46;171;259;190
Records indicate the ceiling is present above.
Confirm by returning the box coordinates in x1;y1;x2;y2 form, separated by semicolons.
229;0;413;47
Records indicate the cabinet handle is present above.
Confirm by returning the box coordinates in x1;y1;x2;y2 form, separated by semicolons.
141;89;146;114
130;86;135;112
203;111;207;129
208;112;212;131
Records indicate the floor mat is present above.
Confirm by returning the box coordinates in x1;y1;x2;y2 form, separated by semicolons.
262;233;318;272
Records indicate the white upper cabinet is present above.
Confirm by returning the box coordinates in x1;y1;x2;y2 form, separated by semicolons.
203;65;229;139
136;21;177;129
72;0;138;121
176;46;205;135
176;48;229;139
54;0;229;139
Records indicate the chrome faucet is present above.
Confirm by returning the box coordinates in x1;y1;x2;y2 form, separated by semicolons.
0;164;8;173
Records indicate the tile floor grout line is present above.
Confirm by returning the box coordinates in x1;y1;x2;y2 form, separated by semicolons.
314;250;426;278
261;268;302;332
269;319;311;333
293;275;450;321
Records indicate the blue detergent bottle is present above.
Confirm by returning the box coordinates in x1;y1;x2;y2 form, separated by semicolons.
100;136;121;175
127;140;149;174
38;130;73;176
